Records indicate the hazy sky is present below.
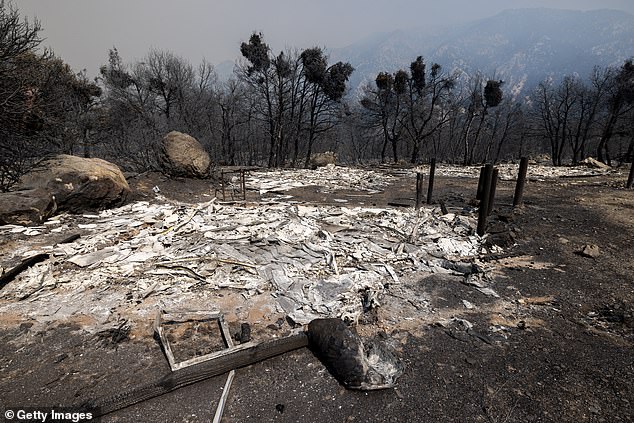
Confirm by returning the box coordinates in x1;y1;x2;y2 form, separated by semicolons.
15;0;634;78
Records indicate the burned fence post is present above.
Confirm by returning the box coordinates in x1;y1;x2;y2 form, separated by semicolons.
477;164;493;236
476;166;486;201
487;167;499;216
513;157;529;207
627;160;634;189
220;169;226;201
439;200;449;215
415;172;424;210
427;158;437;204
241;169;247;201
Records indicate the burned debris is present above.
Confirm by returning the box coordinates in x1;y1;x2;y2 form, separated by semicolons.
307;318;403;390
1;160;630;419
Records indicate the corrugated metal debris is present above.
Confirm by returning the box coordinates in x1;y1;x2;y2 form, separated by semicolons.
0;165;508;336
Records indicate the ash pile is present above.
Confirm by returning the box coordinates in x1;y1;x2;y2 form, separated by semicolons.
0;166;496;338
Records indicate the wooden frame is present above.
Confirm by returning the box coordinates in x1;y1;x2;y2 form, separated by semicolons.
153;309;236;372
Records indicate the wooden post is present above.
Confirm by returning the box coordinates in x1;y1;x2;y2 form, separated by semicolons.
439;200;449;215
627;160;634;189
415;172;424;210
477;164;493;236
513;157;529;207
487;168;499;216
427;158;436;204
476;166;486;200
220;169;226;201
241;169;247;201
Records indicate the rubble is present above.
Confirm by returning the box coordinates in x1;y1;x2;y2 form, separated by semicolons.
0;167;494;337
307;318;403;390
248;164;395;194
579;157;611;170
3;161;610;339
413;162;614;180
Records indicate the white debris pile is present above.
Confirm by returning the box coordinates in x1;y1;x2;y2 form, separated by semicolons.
0;193;489;331
413;162;614;180
248;164;396;194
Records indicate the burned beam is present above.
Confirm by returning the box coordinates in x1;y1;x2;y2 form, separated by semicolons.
415;172;424;210
476;166;486;201
0;253;49;289
477;164;493;236
426;158;437;204
513;157;529;207
487;167;499;216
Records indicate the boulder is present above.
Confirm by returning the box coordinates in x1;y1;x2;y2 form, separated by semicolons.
17;155;130;213
578;244;601;259
309;151;337;169
0;188;57;225
159;131;211;178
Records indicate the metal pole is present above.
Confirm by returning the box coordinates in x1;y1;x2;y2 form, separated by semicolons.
477;164;493;236
627;160;634;189
427;158;436;204
415;172;424;210
513;157;529;207
487;168;499;216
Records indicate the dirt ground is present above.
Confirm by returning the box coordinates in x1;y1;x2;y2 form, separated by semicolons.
1;165;633;422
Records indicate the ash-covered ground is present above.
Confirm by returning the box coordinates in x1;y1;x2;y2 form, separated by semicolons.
1;163;632;422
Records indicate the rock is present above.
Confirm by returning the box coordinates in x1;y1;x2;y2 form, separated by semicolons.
159;131;211;178
580;157;610;170
578;244;600;258
0;188;57;225
18;154;130;213
309;151;336;169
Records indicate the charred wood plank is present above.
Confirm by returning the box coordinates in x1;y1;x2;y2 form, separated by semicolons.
0;253;49;289
83;331;308;417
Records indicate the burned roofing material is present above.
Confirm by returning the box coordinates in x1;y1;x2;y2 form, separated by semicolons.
0;162;504;337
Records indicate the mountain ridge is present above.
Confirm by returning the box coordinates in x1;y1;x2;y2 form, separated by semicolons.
329;8;634;96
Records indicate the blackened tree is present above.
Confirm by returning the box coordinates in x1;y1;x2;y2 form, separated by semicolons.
402;57;455;163
596;59;634;165
360;71;406;163
299;48;353;167
0;1;101;190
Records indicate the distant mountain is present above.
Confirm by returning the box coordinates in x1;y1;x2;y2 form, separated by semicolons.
215;60;237;81
330;8;634;98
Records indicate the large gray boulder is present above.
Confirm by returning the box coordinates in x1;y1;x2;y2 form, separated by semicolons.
17;154;130;214
159;131;211;178
309;151;337;169
0;188;57;225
